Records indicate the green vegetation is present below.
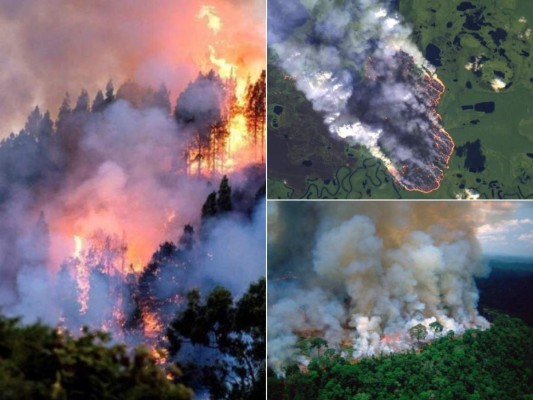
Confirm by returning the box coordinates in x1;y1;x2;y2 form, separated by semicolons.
0;315;192;400
0;278;266;399
168;278;266;400
268;312;533;400
268;0;533;199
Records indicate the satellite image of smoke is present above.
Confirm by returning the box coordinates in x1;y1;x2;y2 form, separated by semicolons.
268;0;533;199
269;0;453;192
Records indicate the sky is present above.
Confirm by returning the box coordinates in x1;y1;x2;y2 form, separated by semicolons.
477;202;533;257
0;0;265;136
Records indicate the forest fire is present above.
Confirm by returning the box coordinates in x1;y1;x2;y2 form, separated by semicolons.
72;236;90;315
360;51;455;193
268;202;491;372
0;1;265;397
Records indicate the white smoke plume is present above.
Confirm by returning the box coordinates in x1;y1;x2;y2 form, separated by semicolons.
267;202;508;371
268;0;454;192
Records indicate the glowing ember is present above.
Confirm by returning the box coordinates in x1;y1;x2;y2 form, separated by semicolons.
143;308;164;340
73;235;83;259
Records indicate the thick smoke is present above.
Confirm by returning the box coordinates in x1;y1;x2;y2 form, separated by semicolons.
269;0;454;191
0;0;265;135
267;202;503;371
0;79;265;347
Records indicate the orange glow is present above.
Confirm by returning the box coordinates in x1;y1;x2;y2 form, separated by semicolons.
72;235;90;315
401;71;454;194
197;5;222;34
150;347;170;366
143;308;164;340
73;235;83;259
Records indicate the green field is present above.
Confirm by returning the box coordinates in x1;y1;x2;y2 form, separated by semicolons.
268;0;533;199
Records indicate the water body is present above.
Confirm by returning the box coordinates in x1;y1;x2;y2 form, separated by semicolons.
463;10;486;31
457;2;476;12
273;105;284;115
425;43;442;67
489;28;507;46
456;140;486;172
464;139;486;173
474;102;495;113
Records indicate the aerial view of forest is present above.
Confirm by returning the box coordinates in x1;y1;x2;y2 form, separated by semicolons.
267;201;533;399
268;0;533;199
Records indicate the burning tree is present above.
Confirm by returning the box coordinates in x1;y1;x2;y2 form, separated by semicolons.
175;71;230;175
245;70;266;162
175;69;266;175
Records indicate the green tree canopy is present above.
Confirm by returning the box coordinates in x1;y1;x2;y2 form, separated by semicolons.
167;278;266;400
0;315;193;399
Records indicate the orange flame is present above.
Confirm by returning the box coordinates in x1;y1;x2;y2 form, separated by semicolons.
72;235;90;315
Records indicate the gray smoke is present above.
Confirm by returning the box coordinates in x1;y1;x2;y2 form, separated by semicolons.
269;0;454;191
0;0;265;135
0;89;265;340
267;202;503;371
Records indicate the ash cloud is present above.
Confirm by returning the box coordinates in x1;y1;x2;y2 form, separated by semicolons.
269;0;454;192
267;202;509;371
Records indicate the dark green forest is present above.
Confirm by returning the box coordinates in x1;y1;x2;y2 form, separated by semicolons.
0;276;265;400
268;312;533;400
0;314;192;400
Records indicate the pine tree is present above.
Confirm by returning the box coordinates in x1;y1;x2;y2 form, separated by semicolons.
24;106;43;138
92;90;105;112
105;80;115;104
57;92;72;126
74;90;90;113
201;191;218;219
217;175;232;213
245;71;266;162
179;224;195;251
40;111;54;140
154;83;171;114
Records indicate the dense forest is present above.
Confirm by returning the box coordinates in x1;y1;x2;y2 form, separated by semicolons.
268;311;533;400
0;276;264;399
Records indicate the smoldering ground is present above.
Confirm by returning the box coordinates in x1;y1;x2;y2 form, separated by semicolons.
267;202;514;371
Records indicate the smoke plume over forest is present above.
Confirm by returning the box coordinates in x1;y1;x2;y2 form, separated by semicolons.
267;202;515;371
268;0;454;192
0;0;266;374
